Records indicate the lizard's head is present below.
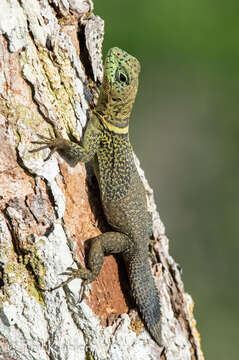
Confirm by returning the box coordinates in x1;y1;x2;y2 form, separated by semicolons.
96;47;141;134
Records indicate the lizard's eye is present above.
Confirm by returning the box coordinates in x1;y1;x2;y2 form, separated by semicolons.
119;73;127;82
115;69;129;85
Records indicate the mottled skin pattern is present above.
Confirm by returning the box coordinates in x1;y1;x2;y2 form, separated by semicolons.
31;48;162;346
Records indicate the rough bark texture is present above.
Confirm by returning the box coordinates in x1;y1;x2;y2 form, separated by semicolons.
0;1;204;359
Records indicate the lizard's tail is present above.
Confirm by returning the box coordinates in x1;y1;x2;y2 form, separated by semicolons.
126;251;162;346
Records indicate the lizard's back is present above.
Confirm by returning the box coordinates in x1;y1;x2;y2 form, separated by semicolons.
95;127;151;241
94;122;162;346
93;47;162;345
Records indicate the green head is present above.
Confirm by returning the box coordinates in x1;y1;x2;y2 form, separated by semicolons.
96;47;141;134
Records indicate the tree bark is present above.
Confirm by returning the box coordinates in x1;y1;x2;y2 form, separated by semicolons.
0;1;204;359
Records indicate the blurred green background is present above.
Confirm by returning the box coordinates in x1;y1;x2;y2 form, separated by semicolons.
95;1;239;359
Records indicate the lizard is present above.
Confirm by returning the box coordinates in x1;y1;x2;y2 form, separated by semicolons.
31;47;162;346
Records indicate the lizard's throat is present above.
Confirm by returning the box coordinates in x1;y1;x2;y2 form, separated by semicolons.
104;113;129;133
101;115;129;134
95;107;130;134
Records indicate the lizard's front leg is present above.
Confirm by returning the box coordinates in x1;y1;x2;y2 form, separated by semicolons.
30;115;102;163
30;130;73;161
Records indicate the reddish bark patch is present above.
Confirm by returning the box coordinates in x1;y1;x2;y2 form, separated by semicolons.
59;160;129;324
0;118;35;211
88;255;129;326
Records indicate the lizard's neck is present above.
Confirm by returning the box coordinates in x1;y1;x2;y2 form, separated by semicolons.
95;110;129;135
95;90;135;135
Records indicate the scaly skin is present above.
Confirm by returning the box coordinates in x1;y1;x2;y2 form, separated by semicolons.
31;47;162;346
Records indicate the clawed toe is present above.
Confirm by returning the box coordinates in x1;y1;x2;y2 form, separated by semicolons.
29;144;50;153
37;264;91;295
29;131;57;159
60;267;79;277
36;132;53;141
44;147;56;161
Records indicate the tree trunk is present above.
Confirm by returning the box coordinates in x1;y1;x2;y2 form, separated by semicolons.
0;1;204;359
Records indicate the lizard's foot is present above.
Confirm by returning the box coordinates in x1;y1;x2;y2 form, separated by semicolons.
38;266;96;292
61;266;97;285
29;129;70;161
37;265;96;302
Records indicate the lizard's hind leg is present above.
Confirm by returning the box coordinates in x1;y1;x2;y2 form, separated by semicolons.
62;231;131;285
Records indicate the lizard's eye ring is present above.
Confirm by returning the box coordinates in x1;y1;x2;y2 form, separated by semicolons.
115;69;129;85
119;73;127;82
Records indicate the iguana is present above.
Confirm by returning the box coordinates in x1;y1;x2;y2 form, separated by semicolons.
31;47;162;346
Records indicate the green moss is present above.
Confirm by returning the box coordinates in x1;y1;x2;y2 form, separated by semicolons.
26;241;46;290
4;261;27;285
19;42;81;144
15;104;41;128
37;46;78;136
2;244;46;306
26;282;45;306
0;98;12;119
0;293;10;307
86;352;95;360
